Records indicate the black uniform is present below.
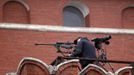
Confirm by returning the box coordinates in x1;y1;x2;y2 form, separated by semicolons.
70;37;96;69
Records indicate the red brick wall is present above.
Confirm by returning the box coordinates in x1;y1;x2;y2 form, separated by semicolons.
0;0;133;75
26;0;63;25
0;29;133;74
0;0;134;28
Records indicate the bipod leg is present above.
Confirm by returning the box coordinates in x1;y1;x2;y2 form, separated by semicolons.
131;63;134;75
107;63;115;74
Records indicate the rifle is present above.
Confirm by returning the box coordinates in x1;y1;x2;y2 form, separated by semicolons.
35;42;74;53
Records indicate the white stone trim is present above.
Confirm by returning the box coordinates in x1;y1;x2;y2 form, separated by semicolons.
6;72;16;75
0;23;134;35
115;66;132;75
56;59;79;70
78;64;108;75
16;57;49;74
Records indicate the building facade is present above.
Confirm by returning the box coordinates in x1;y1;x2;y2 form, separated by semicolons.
0;0;134;75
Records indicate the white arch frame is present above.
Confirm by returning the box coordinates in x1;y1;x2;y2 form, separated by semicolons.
3;0;30;11
64;1;89;17
121;6;134;28
56;59;79;70
115;66;132;75
121;5;134;11
16;57;50;74
78;64;109;75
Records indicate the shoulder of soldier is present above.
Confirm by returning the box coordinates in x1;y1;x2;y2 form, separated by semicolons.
81;37;89;41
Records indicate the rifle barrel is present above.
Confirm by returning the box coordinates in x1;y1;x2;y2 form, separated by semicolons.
35;43;55;45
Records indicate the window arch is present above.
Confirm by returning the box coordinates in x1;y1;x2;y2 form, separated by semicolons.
3;0;30;24
63;1;89;27
122;6;134;29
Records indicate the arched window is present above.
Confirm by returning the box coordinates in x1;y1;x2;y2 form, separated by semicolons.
122;7;134;29
63;2;89;27
3;1;30;24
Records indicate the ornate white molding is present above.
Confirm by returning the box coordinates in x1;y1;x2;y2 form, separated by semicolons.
78;64;108;75
56;59;79;70
115;66;132;75
16;57;49;74
0;23;134;35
